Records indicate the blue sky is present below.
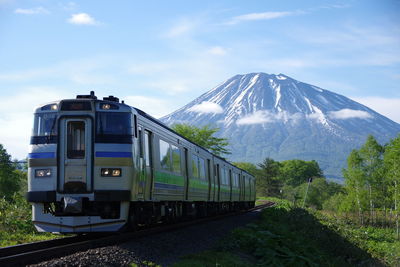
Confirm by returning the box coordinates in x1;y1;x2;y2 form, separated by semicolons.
0;0;399;159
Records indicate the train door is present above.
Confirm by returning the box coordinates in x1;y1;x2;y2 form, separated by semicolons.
184;148;189;200
143;130;153;200
229;169;232;201
240;174;244;201
59;117;92;193
215;164;220;201
207;159;212;201
137;126;145;199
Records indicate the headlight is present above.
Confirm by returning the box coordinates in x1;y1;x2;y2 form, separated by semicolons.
101;168;122;177
101;104;111;110
35;169;52;177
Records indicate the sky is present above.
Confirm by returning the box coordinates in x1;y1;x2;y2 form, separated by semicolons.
0;0;399;159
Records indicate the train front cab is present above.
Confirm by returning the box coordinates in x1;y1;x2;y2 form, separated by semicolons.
27;95;134;233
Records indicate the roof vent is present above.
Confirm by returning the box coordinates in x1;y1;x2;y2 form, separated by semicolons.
77;91;97;100
103;95;119;103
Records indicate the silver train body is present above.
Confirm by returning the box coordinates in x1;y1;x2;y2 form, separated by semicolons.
27;92;256;233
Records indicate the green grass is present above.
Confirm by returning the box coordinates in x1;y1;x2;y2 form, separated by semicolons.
130;261;162;267
172;198;399;267
0;232;59;247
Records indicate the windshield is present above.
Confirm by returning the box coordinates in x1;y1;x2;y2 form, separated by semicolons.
32;113;58;136
96;112;132;135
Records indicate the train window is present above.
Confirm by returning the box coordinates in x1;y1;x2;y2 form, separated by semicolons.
215;164;219;183
220;167;226;185
159;139;171;170
67;121;85;159
192;154;199;178
233;173;239;187
96;112;132;135
138;128;143;158
171;145;181;174
32;113;58;136
133;115;138;138
144;131;151;167
199;157;206;180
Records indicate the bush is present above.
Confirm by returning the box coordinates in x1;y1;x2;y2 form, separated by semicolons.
0;193;35;234
0;193;57;247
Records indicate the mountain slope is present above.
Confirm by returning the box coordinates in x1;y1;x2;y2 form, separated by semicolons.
161;73;400;179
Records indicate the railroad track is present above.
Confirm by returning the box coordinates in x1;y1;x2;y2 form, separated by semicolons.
0;202;275;266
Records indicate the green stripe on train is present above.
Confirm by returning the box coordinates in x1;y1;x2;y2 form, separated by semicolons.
154;171;185;186
189;178;209;190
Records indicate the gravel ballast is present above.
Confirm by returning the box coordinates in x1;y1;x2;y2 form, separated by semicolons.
29;209;263;267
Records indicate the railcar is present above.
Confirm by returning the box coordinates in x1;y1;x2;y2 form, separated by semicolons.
26;92;256;233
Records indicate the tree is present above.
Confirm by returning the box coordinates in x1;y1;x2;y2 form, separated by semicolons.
302;178;344;209
279;159;324;187
0;144;21;200
257;158;282;197
384;134;400;239
358;135;385;223
171;123;230;156
343;149;367;224
233;162;258;177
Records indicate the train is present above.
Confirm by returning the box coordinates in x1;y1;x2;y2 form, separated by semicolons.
26;91;256;233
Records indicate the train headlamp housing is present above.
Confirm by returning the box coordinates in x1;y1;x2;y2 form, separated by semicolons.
100;103;119;110
41;104;58;111
102;104;111;110
101;168;122;177
35;169;52;178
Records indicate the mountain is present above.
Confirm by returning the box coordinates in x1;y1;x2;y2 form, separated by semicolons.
161;73;400;180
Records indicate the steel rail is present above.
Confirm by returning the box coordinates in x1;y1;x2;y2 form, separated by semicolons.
0;202;274;266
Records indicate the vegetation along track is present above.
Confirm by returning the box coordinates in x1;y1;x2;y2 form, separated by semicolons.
0;202;274;266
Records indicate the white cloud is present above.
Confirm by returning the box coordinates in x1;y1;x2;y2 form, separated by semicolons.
236;110;302;125
166;24;192;37
328;109;373;120
289;25;400;67
124;96;177;118
15;7;49;15
188;101;223;114
60;2;77;11
67;13;99;25
351;97;400;123
307;113;322;120
227;11;294;25
236;111;273;125
207;46;228;56
164;18;199;38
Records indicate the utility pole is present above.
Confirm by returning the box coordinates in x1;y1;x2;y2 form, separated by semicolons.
302;178;312;208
